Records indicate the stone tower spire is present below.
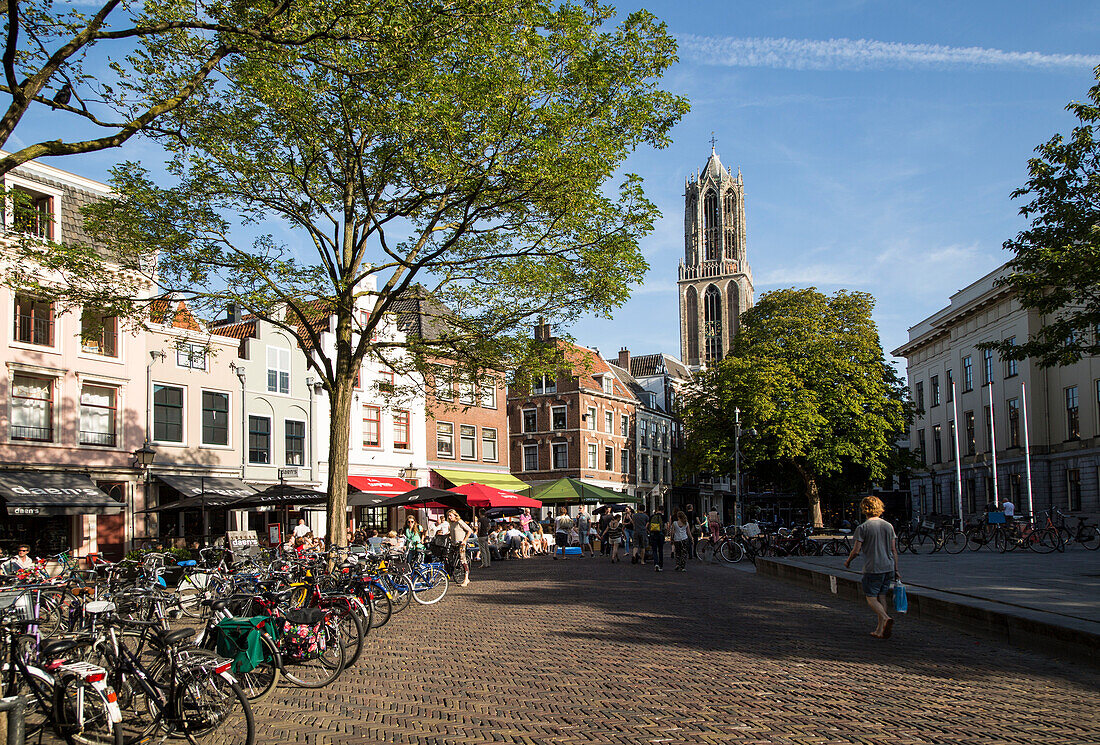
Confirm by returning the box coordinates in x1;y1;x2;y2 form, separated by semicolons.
678;142;754;370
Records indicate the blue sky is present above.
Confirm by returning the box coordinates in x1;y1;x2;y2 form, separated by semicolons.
10;1;1100;367
572;0;1100;365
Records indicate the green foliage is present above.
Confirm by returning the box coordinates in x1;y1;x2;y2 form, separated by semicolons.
679;288;911;525
991;66;1100;367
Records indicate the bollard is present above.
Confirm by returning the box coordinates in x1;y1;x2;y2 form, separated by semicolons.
0;696;27;745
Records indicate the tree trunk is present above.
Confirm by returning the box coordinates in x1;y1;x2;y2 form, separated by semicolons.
325;308;357;549
792;462;824;528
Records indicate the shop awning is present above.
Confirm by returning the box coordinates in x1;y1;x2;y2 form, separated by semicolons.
370;486;467;511
156;475;257;500
432;469;531;493
347;475;414;496
226;484;329;509
449;483;541;509
0;471;123;516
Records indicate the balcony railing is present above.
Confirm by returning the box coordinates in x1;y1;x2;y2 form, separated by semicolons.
678;259;740;281
11;425;52;442
80;430;118;447
13;313;53;346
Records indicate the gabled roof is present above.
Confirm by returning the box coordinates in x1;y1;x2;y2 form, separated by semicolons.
559;341;632;398
607;362;648;405
210;319;257;340
630;353;690;381
149;299;203;331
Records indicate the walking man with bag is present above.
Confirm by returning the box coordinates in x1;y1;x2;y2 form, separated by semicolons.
844;496;900;640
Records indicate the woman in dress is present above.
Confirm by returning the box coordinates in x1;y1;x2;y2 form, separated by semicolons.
444;509;475;587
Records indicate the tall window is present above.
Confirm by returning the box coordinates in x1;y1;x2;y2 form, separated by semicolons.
1007;398;1020;448
620;414;629;437
285;421;305;465
621;449;629;473
685;287;699;362
587;406;596;430
433;365;452;400
946;369;954;401
523;444;538;471
458;378;476;405
13;295;53;346
703;285;723;364
604;446;613;471
482;428;498;462
460;425;476;459
964;411;975;455
532;374;556;395
177;342;206;370
604;410;613;434
703;189;720;261
436;422;454;458
79;384;118;447
965;478;977;514
930;376;940;407
640;454;649;482
601;375;613;394
10;188;54;239
266;347;290;393
915;382;924;412
982;348;994;385
962;356;973;391
11;374;53;442
80;311;118;357
1067;468;1082;510
479;384;497;409
948;421;956;461
201;391;229;446
377;371;395;392
915;429;925;464
1004;338;1018;377
1066;386;1080;440
551;406;566;430
393;410;409;450
522;408;537;433
1009;474;1021;504
362;405;381;448
587;443;597;469
153;384;184;443
932;424;942;463
552;442;567;469
248;416;270;464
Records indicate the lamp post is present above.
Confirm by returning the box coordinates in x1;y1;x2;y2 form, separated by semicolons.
733;407;757;527
131;440;157;552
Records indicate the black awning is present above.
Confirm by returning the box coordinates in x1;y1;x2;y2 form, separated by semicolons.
226;483;329;509
156;475;257;501
0;471;123;516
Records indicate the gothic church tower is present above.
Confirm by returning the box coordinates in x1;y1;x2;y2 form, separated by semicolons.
678;144;754;370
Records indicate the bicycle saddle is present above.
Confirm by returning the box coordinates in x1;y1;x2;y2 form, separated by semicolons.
85;600;116;614
42;638;83;659
155;627;195;646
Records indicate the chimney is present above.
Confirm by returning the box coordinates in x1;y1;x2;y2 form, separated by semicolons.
533;316;555;343
617;347;630;371
226;303;242;323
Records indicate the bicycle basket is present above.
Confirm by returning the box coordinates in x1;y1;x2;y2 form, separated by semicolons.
0;590;34;622
214;616;269;674
282;608;327;662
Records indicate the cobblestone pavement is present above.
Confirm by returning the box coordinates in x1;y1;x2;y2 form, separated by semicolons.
251;556;1100;745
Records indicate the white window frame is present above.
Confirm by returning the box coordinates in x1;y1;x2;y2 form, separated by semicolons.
533;374;556;395
362;404;382;450
3;174;62;243
551;405;566;430
552;442;568;470
177;342;207;371
587;443;597;469
587;406;596;430
285;418;307;466
436;421;455;459
434;365;453;401
482;427;498;462
151;382;186;445
604;410;613;434
460;424;477;460
621;448;629;474
10;293;60;353
479;383;497;409
248;414;272;464
199;388;232;448
620;414;629;437
10;372;57;443
523;443;539;472
458;377;476;405
522;407;538;433
266;346;290;394
601;375;613;394
78;382;119;448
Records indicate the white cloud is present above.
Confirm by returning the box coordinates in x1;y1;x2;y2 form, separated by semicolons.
678;35;1100;72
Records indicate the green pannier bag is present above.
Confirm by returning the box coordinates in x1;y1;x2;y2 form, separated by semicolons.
215;616;269;674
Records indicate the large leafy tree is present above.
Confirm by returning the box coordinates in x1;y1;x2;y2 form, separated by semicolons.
990;67;1100;367
679;289;909;527
0;0;387;175
9;0;687;547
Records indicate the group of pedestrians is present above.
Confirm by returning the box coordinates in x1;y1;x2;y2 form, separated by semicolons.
550;505;701;572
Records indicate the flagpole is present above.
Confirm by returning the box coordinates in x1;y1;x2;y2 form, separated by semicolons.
952;381;963;530
1021;382;1033;517
988;381;999;507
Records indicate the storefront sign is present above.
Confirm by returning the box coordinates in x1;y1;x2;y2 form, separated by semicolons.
11;507;41;515
226;530;260;551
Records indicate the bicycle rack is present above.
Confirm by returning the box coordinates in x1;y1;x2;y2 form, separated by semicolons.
0;695;29;745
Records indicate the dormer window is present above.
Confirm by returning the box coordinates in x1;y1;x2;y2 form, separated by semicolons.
8;186;55;240
601;375;613;394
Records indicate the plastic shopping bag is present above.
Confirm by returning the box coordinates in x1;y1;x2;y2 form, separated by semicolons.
893;582;908;614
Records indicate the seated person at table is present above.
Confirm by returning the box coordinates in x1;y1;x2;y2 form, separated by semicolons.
485;526;505;561
503;523;525;559
530;523;547;554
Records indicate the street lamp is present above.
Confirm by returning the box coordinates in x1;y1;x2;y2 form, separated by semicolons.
131;440;157;551
733;408;757;527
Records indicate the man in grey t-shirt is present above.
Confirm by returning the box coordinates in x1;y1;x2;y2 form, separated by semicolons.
632;510;649;564
845;496;899;639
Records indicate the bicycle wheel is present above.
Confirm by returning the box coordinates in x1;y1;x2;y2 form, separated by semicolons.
280;619;345;689
942;530;968;554
366;581;393;628
896;532;911;554
696;539;714;563
1080;524;1100;550
53;672;124;745
174;668;255;745
718;540;745;564
176;581;204;619
327;603;364;668
1030;527;1060;554
411;566;448;605
12;664;56;742
379;573;412;615
232;633;281;702
908;532;934;555
994;528;1012;553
